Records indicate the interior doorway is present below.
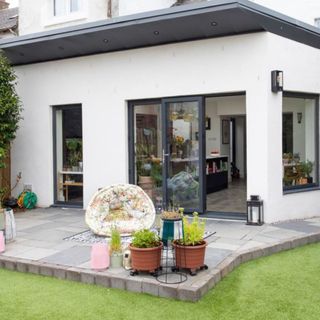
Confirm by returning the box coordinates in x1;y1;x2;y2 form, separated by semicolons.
205;95;247;215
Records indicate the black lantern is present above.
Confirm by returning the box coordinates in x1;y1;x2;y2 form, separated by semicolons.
247;195;264;226
271;70;283;93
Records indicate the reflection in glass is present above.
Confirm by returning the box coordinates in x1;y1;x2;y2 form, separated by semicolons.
167;102;200;209
55;107;83;203
133;104;163;209
282;97;317;189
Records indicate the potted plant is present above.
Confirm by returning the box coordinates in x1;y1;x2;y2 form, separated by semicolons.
66;138;82;171
136;143;154;198
173;212;207;276
301;160;314;184
110;227;123;268
160;208;183;246
129;229;163;276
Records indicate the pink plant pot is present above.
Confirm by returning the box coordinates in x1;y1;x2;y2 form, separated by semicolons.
91;243;109;270
0;231;5;253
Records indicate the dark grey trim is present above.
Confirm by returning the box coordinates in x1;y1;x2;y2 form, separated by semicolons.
52;104;83;207
1;0;320;65
128;99;161;186
283;92;320;195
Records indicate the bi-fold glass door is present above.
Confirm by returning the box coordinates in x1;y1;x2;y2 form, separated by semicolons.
129;96;205;213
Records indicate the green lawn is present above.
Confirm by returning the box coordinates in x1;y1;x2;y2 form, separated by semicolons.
1;243;320;320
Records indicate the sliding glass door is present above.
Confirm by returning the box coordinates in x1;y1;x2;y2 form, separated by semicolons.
53;105;83;206
129;97;205;213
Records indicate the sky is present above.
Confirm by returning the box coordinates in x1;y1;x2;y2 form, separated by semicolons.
7;0;19;8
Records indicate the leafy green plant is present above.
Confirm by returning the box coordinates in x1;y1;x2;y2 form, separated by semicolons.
300;160;313;178
110;227;122;254
66;138;82;167
131;229;160;248
0;53;23;207
179;212;205;246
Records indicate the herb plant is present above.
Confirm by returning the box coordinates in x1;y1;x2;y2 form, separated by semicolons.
131;229;160;248
110;227;122;254
180;212;205;246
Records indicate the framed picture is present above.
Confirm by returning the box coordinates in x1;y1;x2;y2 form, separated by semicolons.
205;117;211;130
222;119;230;144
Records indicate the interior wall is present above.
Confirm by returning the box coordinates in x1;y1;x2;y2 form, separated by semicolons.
205;95;246;177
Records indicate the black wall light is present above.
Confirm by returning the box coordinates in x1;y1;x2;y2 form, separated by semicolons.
271;70;283;93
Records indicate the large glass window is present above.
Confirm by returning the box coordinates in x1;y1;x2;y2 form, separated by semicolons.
133;104;163;209
54;105;83;205
282;95;318;190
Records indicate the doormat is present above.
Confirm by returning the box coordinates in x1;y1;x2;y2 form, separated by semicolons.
63;230;216;245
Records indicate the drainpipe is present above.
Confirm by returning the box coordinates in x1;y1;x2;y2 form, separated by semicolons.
107;0;112;18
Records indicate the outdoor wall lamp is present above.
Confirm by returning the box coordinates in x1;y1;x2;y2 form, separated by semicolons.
297;112;303;124
271;70;283;93
247;195;264;226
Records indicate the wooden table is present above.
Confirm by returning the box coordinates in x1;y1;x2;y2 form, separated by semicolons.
59;171;83;202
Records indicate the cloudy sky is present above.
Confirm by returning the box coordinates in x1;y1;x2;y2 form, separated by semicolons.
8;0;19;8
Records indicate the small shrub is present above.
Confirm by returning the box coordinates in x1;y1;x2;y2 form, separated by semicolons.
131;229;160;248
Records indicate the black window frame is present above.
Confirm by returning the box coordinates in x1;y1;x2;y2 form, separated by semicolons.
283;91;320;194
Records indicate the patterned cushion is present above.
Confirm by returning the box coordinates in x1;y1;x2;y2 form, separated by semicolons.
86;184;155;236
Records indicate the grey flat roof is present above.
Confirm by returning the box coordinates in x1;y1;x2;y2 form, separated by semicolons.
0;0;320;65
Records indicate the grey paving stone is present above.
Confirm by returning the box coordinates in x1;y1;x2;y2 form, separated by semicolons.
158;284;178;299
39;264;54;277
53;268;67;280
276;221;320;234
66;268;81;282
80;270;96;284
16;261;28;272
142;278;159;296
41;245;90;267
21;222;68;233
178;286;200;302
126;278;142;293
27;262;40;274
95;274;111;287
205;247;232;268
110;276;126;290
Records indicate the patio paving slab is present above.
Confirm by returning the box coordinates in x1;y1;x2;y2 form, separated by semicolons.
2;207;320;301
41;245;91;266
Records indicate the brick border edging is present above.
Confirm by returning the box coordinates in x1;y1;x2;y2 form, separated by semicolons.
1;232;320;302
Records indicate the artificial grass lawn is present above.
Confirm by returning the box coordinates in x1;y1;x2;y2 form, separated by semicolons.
1;243;320;320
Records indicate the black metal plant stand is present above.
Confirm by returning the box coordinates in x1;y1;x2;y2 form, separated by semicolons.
156;239;187;284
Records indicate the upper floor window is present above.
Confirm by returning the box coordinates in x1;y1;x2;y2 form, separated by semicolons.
315;18;320;28
54;0;81;17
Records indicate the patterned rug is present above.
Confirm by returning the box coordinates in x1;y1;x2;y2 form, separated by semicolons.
63;229;216;246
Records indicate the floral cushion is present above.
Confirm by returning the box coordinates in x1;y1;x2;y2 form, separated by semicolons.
86;184;155;236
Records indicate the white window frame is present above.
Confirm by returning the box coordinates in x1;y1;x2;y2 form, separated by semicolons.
42;0;87;28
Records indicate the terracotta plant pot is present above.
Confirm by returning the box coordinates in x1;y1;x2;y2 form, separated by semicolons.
138;176;154;199
173;240;207;275
129;242;163;274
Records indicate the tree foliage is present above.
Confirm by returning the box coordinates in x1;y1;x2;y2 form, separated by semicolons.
0;52;22;168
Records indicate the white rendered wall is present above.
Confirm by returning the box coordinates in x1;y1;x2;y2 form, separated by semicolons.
11;32;320;223
19;0;110;35
119;0;175;16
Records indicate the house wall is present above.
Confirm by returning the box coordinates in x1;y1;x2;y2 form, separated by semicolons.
19;0;111;35
119;0;175;16
11;31;320;223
